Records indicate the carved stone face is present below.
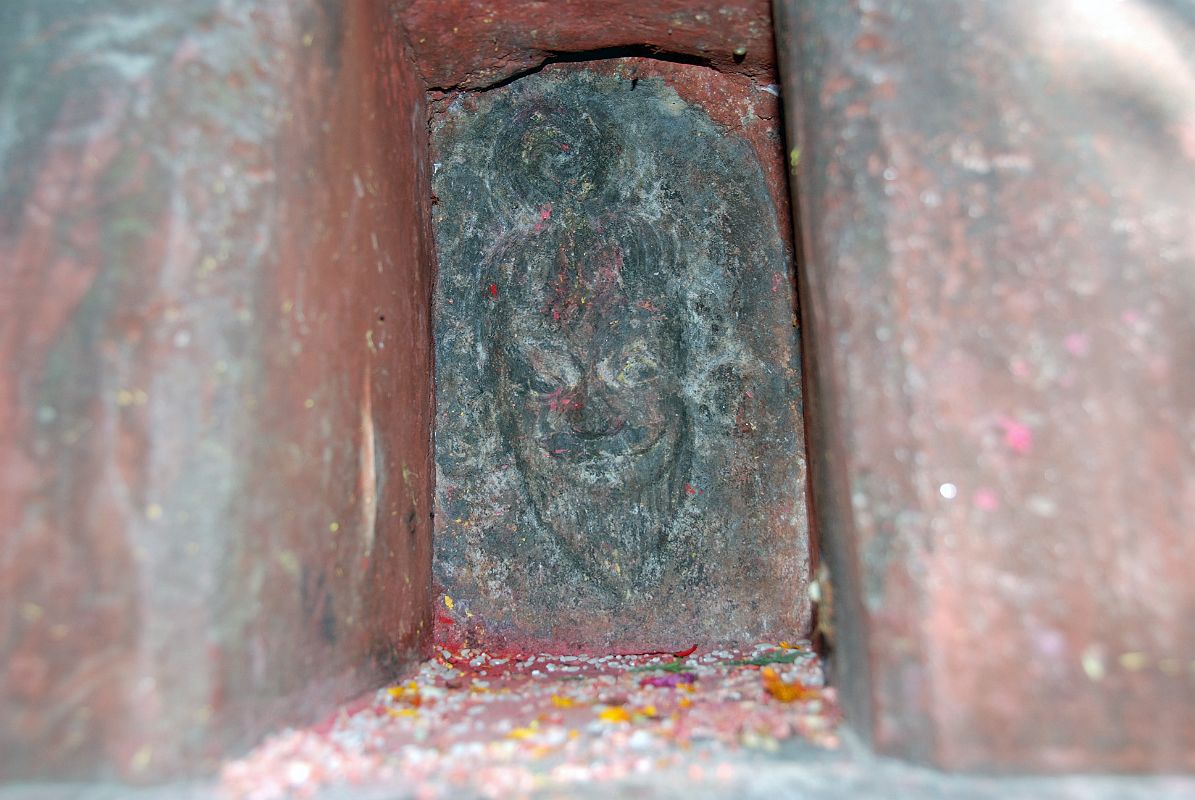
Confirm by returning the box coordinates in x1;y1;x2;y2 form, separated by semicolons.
434;66;809;644
492;226;691;594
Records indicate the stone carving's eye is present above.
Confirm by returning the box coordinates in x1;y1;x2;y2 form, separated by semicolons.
614;343;661;386
505;342;572;394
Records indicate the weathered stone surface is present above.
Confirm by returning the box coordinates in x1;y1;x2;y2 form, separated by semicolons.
776;0;1195;772
0;0;434;780
431;61;809;650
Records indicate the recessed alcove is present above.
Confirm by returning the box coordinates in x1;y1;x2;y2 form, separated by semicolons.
7;0;1192;794
428;58;812;652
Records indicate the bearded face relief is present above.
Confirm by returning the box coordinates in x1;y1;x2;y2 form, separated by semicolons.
493;225;692;593
432;63;810;647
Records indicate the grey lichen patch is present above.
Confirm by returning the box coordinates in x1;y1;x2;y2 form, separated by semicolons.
432;62;809;648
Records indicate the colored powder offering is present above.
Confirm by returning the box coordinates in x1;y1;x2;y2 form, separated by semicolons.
386;681;422;706
221;641;839;800
598;706;632;724
728;650;802;668
761;666;819;703
640;672;698;688
507;722;539;740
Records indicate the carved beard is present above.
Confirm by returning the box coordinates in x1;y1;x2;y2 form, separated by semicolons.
516;413;691;598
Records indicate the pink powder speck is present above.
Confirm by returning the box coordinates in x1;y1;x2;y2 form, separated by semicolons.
998;416;1033;455
1063;333;1089;357
973;489;999;511
771;273;783;293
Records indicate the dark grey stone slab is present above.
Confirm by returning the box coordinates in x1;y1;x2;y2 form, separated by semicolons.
430;63;808;648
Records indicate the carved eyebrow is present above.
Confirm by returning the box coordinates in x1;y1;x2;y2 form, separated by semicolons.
502;339;581;384
504;324;568;355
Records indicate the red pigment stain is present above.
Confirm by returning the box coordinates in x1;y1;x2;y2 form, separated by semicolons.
542;387;578;413
488;283;499;298
684;483;702;496
771;272;783;293
997;416;1033;455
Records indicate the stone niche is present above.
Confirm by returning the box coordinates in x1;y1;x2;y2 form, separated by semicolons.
431;60;810;650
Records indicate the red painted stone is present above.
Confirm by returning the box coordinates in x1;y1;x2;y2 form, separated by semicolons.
776;0;1195;773
399;0;778;90
0;0;434;781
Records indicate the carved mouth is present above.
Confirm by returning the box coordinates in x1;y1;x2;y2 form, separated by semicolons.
542;422;665;462
570;418;626;439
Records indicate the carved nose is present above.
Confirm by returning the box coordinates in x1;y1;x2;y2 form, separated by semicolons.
568;380;619;437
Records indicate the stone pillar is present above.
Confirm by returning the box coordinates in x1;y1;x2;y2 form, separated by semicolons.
0;0;435;780
776;0;1195;772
